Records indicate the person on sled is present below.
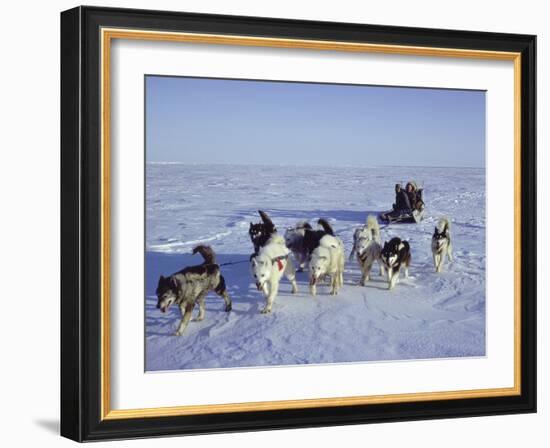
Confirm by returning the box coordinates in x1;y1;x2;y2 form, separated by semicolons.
395;183;412;212
406;181;425;213
379;184;411;221
379;182;425;223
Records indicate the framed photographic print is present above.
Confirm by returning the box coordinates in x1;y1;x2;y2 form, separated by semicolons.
60;6;536;442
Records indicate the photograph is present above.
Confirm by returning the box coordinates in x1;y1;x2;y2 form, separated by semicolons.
144;75;487;372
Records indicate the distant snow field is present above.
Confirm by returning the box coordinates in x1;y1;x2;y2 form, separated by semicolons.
145;164;486;371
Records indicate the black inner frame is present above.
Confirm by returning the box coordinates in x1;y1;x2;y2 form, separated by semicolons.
61;6;536;442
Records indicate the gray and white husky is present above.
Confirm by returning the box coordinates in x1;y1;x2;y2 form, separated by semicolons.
155;245;232;336
431;217;453;273
350;215;384;285
251;235;298;314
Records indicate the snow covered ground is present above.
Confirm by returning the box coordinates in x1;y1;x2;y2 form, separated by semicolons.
145;163;486;371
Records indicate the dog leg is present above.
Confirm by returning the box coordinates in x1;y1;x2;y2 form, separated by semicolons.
359;268;367;286
379;262;385;276
222;291;232;312
434;253;440;272
175;303;194;336
309;281;317;297
389;270;399;290
438;252;445;272
447;244;453;262
286;271;298;294
194;293;207;321
387;267;393;289
215;275;232;312
329;273;338;295
333;270;343;294
262;281;278;314
284;259;299;293
364;260;374;284
349;245;356;262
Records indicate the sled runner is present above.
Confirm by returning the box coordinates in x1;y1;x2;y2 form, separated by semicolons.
379;207;425;224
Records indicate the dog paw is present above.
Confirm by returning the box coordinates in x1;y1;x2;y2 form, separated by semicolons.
225;304;232;312
261;307;271;314
174;331;184;336
193;316;204;322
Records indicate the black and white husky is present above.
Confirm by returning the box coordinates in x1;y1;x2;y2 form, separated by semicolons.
431;217;453;272
284;220;312;271
284;218;336;270
350;215;384;285
155;245;232;336
380;237;411;290
249;210;277;254
250;235;298;314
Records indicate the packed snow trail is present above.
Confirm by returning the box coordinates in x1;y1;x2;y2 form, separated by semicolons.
145;164;485;371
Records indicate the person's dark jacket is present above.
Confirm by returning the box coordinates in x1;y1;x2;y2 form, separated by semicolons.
395;189;412;211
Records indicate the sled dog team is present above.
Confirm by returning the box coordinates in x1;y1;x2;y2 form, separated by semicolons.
156;210;452;335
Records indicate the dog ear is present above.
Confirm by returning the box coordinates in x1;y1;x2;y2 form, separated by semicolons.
169;277;178;290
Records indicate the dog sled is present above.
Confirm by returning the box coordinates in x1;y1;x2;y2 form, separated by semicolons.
379;207;425;224
379;181;425;224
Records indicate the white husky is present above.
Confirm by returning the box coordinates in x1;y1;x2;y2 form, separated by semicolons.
431;217;453;273
351;215;384;285
250;235;298;313
309;235;345;296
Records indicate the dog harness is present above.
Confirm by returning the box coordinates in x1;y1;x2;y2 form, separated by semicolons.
272;254;288;271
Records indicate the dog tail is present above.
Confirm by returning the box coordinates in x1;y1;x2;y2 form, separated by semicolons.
437;217;451;235
258;210;276;233
192;245;217;265
366;215;380;241
295;220;311;230
317;218;334;235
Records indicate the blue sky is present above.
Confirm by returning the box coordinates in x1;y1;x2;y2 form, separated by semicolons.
145;76;485;167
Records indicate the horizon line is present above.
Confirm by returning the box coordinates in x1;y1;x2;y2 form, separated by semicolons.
146;161;485;169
